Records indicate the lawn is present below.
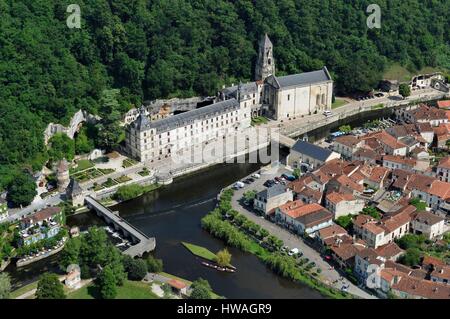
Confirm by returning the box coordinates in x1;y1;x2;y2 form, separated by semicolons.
251;116;269;126
10;281;38;299
122;158;138;168
182;242;217;262
70;160;94;174
331;98;348;109
67;280;158;299
115;175;132;183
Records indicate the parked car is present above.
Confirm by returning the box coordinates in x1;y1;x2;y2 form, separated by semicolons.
323;110;333;117
288;248;299;256
281;173;296;181
264;180;275;187
252;173;261;179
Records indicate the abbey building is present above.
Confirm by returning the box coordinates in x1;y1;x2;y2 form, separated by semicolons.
126;34;333;162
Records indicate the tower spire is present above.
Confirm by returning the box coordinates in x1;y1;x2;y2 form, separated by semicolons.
255;33;275;81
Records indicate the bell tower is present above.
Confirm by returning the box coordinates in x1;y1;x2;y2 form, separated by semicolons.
255;33;275;81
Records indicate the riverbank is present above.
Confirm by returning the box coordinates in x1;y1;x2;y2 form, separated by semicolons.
201;190;352;299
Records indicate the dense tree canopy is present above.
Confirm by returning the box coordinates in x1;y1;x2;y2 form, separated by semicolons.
36;273;66;299
1;0;449;185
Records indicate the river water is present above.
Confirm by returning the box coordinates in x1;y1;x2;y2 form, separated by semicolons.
6;108;397;298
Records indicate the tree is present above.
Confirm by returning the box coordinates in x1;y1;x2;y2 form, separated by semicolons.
409;198;427;211
396;234;426;250
399;248;422;266
48;133;75;162
123;256;147;281
36;273;66;299
293;168;301;179
216;248;232;267
259;228;269;239
335;215;353;231
114;184;144;201
190;278;212;299
361;207;382;220
399;84;411;99
98;265;117;299
0;273;11;299
146;255;164;273
243;190;257;203
59;237;81;271
339;125;352;134
7;171;37;207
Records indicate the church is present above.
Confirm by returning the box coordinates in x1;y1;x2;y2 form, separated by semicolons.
221;34;334;120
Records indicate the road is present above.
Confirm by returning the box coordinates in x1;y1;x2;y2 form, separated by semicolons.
229;165;376;299
262;88;446;137
7;193;63;223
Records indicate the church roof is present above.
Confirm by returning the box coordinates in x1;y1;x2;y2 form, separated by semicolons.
131;98;240;133
271;67;332;89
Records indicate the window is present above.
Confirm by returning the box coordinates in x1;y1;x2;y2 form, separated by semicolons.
287;94;290;101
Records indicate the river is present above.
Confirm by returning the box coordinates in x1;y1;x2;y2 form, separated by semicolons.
6;108;397;298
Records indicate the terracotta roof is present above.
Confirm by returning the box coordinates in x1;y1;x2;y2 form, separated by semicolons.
23;207;61;224
334;135;361;148
369;131;407;150
431;265;450;281
392;276;450;299
277;200;305;215
429;180;450;200
380;211;412;233
353;148;379;161
331;243;362;262
375;242;404;259
168;279;187;290
367;166;390;183
281;203;324;219
326;192;355;205
383;155;416;167
438;156;450;170
318;224;348;239
363;222;385;235
422;255;446;267
332;174;364;193
437;100;450;109
408;105;448;121
353;214;376;228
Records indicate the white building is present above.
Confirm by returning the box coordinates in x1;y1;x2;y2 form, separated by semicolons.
125;98;251;162
411;211;445;240
264;67;333;120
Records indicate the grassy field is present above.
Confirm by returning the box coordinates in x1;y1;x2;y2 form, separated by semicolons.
10;281;38;299
182;242;217;262
331;98;348;109
67;280;158;299
383;63;447;82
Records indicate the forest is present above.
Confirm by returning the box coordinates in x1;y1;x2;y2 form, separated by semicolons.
0;0;449;193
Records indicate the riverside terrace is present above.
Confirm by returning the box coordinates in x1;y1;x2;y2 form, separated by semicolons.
84;196;155;257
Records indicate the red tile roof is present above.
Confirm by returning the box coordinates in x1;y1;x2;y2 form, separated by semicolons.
437;100;450;109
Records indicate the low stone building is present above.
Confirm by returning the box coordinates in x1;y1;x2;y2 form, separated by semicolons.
253;184;293;216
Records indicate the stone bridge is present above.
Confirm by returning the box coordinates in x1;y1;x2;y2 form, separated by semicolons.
85;196;156;257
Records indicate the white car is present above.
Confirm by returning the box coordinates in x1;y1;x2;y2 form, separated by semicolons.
252;173;261;179
288;248;299;256
323;110;333;117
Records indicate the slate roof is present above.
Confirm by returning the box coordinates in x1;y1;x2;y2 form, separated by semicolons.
274;67;332;89
291;140;335;162
257;184;288;199
131;99;240;133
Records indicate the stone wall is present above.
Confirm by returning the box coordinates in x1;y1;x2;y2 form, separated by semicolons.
44;110;99;145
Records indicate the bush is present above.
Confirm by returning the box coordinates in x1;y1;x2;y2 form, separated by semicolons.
113;184;144;201
123;256;148;281
146;255;164;273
